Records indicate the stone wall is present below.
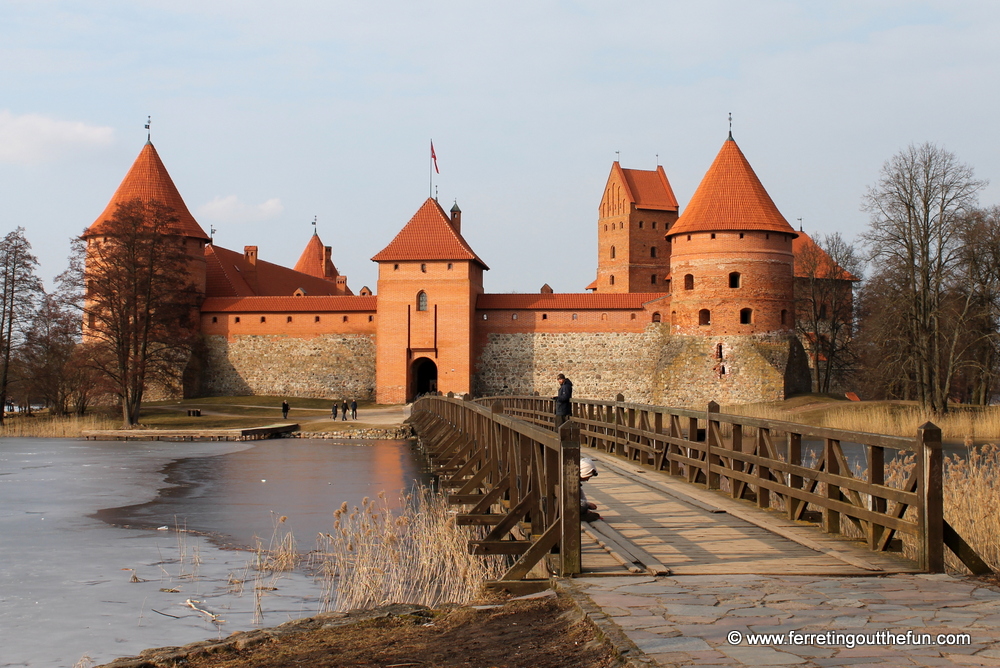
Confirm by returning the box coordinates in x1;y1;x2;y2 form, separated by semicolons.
201;334;376;399
474;327;810;408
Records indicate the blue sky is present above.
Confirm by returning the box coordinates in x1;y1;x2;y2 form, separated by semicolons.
2;1;998;293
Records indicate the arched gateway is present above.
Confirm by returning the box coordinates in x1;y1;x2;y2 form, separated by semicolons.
411;357;438;399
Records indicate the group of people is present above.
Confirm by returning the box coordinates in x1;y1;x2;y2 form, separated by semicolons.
331;399;358;421
278;399;358;421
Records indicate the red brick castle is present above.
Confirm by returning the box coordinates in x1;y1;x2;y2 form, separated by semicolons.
84;134;847;406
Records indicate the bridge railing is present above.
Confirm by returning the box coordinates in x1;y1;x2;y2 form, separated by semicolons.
409;394;581;585
480;394;990;575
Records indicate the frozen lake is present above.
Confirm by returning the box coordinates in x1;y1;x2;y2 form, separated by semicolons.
0;437;428;667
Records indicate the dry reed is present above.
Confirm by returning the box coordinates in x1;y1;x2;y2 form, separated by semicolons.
0;413;117;437
312;488;508;612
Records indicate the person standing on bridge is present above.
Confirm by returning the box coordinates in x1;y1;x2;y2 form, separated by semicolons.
553;373;573;426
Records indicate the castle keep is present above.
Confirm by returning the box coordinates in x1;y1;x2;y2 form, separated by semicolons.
84;135;843;406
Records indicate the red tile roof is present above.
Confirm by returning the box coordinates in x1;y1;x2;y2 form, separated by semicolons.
477;293;667;310
669;138;797;237
293;232;339;279
202;295;376;313
371;198;488;268
86;142;210;240
617;164;678;211
205;244;349;298
793;230;858;280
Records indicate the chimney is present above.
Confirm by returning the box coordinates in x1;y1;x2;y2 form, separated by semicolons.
243;245;259;293
450;202;462;234
324;246;334;279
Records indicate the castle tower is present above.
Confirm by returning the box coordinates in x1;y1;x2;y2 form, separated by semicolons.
293;231;352;295
371;198;488;403
594;163;678;293
84;141;210;299
666;135;798;336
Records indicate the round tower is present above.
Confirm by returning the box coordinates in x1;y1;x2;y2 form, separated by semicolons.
666;135;797;336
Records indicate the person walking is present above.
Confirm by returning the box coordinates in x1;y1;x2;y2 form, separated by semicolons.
281;400;290;420
553;373;573;427
350;399;358;420
331;403;338;420
341;399;349;420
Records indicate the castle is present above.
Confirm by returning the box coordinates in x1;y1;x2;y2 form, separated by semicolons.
83;133;849;406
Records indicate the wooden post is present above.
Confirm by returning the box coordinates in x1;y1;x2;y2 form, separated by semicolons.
559;421;581;575
918;422;944;572
786;432;802;520
823;438;840;534
731;423;743;499
707;402;720;490
868;445;886;550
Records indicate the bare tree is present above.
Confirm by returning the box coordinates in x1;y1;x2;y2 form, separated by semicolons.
0;228;43;424
79;199;202;426
862;143;986;413
795;232;863;394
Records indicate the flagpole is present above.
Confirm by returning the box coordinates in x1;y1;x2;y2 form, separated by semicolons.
429;139;433;198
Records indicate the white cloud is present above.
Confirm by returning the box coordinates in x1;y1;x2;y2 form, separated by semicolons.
0;111;114;164
196;195;284;224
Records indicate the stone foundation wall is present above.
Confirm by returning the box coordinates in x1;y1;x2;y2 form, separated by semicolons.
201;334;376;399
474;327;810;407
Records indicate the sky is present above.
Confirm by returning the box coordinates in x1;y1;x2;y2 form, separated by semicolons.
2;1;999;294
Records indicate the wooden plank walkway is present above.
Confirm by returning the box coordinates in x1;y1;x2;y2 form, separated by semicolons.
580;449;921;577
81;423;299;441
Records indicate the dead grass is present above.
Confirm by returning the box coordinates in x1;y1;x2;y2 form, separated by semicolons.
0;413;118;437
311;489;508;612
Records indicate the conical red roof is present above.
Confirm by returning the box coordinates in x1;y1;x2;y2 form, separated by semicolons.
85;142;210;240
669;137;796;237
294;232;339;279
371;198;488;268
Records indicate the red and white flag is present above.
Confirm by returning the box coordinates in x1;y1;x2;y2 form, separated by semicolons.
431;140;439;174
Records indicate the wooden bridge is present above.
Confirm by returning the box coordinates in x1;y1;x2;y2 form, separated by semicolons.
409;394;991;589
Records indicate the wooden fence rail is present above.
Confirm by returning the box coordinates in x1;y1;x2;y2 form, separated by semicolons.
410;394;581;587
479;394;990;575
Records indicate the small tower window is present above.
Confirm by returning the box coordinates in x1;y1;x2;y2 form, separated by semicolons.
781;309;788;325
512;313;518;320
651;274;657;284
601;313;608;321
740;308;753;325
315;316;321;323
286;316;292;323
819;304;828;319
343;315;348;322
684;274;694;290
234;316;241;324
604;224;608;231
572;313;578;320
711;233;716;239
699;309;711;326
639;221;644;229
211;316;218;323
542;313;548;319
630;313;636;320
739;233;744;239
368;315;374;322
650;247;657;258
260;316;266;323
652;221;657;229
610;275;615;285
729;272;741;288
610;246;616;259
482;313;488;320
652;312;661;323
420;263;427;273
416;291;428;311
394;263;399;270
716;343;723;359
447;263;453;270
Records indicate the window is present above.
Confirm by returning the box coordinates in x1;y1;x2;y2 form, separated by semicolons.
368;315;374;322
639;221;644;229
394;264;399;270
420;263;427;273
819;304;828;319
665;279;671;292
716;343;723;359
212;316;218;323
699;309;711;326
610;275;615;285
482;313;488;320
740;308;753;324
286;316;292;323
711;233;716;239
447;263;453;270
630;313;636;320
687;235;691;241
684;274;694;290
234;316;241;324
315;316;320;323
652;312;661;323
512;313;518;320
260;316;266;323
604;224;608;231
652;221;657;230
729;272;741;288
417;291;428;311
650;247;657;258
651;274;657;284
781;309;788;325
610;246;616;259
739;233;744;239
343;315;348;322
601;313;607;321
542;313;548;320
572;313;578;320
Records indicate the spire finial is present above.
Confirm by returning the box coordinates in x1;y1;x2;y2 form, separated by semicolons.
210;225;216;244
615;150;620;163
728;112;733;140
312;216;318;235
797;217;803;232
145;115;151;143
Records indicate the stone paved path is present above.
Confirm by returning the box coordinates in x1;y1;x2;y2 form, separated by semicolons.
569;573;1000;667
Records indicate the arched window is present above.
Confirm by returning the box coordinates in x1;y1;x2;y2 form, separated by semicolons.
652;312;661;323
729;272;741;288
650;247;657;258
652;221;657;229
610;275;615;285
417;291;428;311
716;343;723;359
740;308;753;324
260;316;266;323
610;246;616;259
286;316;292;323
699;309;711;326
630;313;636;320
684;274;694;290
572;313;578;320
601;313;608;321
420;263;427;273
